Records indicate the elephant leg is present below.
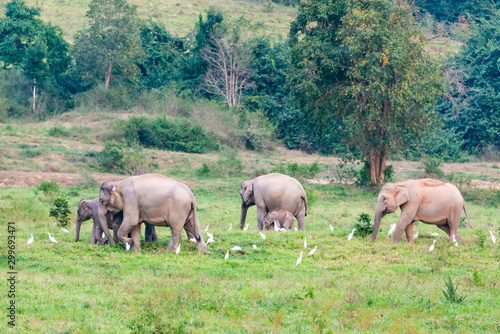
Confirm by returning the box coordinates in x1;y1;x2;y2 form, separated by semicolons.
91;220;98;244
131;224;141;251
145;223;158;243
256;206;267;230
117;211;139;249
166;226;183;252
94;221;107;245
112;223;120;244
437;224;451;238
391;209;418;245
405;223;414;245
296;207;306;230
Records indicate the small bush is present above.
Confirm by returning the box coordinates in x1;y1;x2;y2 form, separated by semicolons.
20;148;42;158
49;196;71;227
196;150;243;178
121;153;151;176
121;116;219;154
272;161;321;180
37;180;60;196
98;141;152;175
422;157;444;178
6;124;13;131
80;171;97;189
442;276;465;304
47;124;70;137
353;212;373;237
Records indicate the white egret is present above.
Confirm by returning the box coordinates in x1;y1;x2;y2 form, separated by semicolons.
259;232;266;240
274;222;279;232
330;224;334;231
279;228;287;232
102;232;105;239
252;244;257;250
243;224;249;231
304;237;307;249
308;246;317;256
61;228;69;233
204;225;209;232
388;224;396;236
231;246;242;251
224;250;229;260
348;228;356;241
126;242;130;251
176;244;180;254
48;233;58;243
189;238;196;243
414;231;419;240
429;232;440;237
489;231;496;244
206;237;214;244
294;227;298;231
429;240;436;252
27;234;34;245
228;223;232;231
452;234;458;247
207;232;213;239
296;251;303;266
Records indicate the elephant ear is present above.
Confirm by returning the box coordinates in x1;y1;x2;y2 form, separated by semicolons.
241;180;254;204
109;185;117;206
395;186;409;207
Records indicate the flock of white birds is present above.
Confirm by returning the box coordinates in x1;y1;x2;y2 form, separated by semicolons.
28;223;497;262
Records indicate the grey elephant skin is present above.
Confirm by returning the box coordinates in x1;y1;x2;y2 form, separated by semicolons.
371;179;473;245
98;174;207;252
75;199;158;244
263;209;295;230
240;173;307;230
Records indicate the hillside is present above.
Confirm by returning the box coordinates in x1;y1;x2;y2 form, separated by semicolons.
0;0;297;41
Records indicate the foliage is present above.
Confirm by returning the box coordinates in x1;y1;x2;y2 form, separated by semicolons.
440;7;500;156
288;0;446;184
272;161;321;180
422;156;445;178
36;180;60;196
72;0;144;89
49;196;71;227
442;276;466;304
414;0;494;22
120;152;152;176
121;116;219;154
47;124;69;137
196;149;243;178
353;212;373;237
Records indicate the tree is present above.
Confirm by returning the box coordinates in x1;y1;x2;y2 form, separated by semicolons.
0;0;69;115
288;0;445;184
441;6;500;155
72;0;143;89
201;22;254;108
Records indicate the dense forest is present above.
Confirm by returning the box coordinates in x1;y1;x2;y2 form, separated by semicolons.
0;0;498;183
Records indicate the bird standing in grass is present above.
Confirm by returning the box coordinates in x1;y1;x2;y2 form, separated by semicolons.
243;224;249;231
348;229;356;241
252;244;257;250
61;228;69;233
294;227;298;231
126;243;130;251
429;232;440;237
207;232;213;240
330;224;334;231
274;222;279;232
225;250;229;260
452;235;458;247
27;234;34;245
176;244;181;254
102;232;105;239
388;224;396;236
304;237;307;249
259;232;266;240
204;225;209;232
206;238;214;244
228;223;232;231
414;231;419;240
429;240;436;252
489;231;496;244
308;246;317;256
48;233;57;243
231;246;242;251
296;251;303;266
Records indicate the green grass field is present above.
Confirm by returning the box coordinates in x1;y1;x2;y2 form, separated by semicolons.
1;178;499;332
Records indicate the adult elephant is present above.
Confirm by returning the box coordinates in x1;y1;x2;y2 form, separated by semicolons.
75;198;158;244
240;173;307;230
371;179;473;245
98;174;207;252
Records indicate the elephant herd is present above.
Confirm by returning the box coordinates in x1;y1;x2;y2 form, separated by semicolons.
75;173;473;252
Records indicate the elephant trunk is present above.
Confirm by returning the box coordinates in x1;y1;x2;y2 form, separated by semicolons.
98;203;115;245
75;218;82;242
240;203;248;230
371;203;385;243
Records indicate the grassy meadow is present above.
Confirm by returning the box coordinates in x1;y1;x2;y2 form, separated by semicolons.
1;172;499;332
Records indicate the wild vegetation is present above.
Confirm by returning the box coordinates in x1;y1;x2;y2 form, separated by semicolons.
0;0;499;331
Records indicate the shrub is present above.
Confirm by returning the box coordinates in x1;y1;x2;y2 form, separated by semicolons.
272;161;321;180
20;148;42;158
49;196;71;227
442;276;465;304
47;124;70;137
37;180;60;196
121;153;151;176
353;212;373;237
422;157;444;178
98;141;152;175
121;116;219;154
196;150;243;178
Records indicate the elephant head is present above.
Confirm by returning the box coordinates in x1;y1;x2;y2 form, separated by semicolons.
75;199;92;242
371;183;409;243
262;212;276;230
239;180;255;229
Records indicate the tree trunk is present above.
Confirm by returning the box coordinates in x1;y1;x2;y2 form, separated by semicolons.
105;62;112;90
368;148;386;184
32;79;36;114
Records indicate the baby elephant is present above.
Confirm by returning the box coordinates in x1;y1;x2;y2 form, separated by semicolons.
263;210;295;230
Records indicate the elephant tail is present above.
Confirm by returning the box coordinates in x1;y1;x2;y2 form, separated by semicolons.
302;194;308;217
463;204;473;229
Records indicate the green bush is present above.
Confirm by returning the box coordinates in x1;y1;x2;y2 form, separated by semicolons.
422;157;444;178
47;124;70;137
121;116;219;154
442;276;465;304
37;180;60;196
98;141;152;175
49;196;71;227
353;212;373;237
196;150;243;178
20;148;42;158
272;161;321;180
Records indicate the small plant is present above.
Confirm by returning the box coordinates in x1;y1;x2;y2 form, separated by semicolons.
121;153;151;175
80;171;97;189
47;124;69;137
353;212;373;237
37;180;60;196
20;148;43;158
383;165;395;182
272;161;321;180
6;124;13;131
422;157;444;178
442;276;465;304
49;196;71;227
472;269;483;287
